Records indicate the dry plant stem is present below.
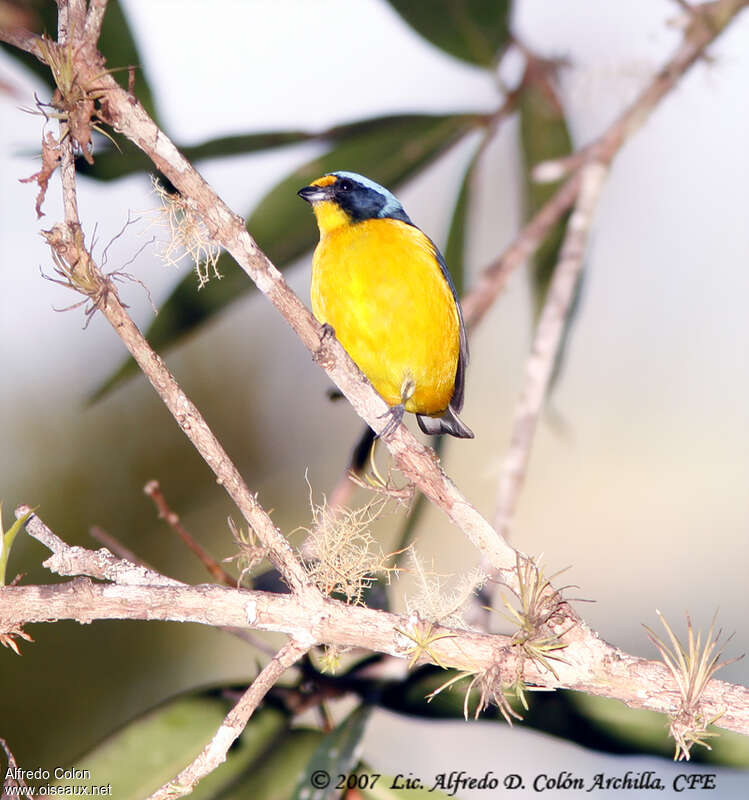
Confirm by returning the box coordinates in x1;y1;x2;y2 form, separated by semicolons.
83;0;108;43
144;480;236;586
493;162;608;536
147;638;309;800
23;508;185;588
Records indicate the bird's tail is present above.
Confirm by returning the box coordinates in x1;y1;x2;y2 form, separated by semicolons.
417;405;474;439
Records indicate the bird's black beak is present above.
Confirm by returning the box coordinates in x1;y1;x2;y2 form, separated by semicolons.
298;185;329;204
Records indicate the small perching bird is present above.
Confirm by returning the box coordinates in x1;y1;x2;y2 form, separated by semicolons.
298;171;473;439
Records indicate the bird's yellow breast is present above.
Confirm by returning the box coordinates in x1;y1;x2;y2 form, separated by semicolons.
310;217;459;415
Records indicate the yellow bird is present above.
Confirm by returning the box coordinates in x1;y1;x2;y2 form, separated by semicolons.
298;171;473;439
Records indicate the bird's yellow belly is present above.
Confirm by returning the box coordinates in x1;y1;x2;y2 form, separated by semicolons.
310;219;459;415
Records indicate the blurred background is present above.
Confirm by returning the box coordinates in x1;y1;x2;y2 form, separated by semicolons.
1;0;748;797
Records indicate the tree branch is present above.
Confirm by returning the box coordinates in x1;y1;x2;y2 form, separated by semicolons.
144;480;236;586
3;528;749;737
83;0;109;44
493;161;608;536
147;637;310;799
461;0;749;331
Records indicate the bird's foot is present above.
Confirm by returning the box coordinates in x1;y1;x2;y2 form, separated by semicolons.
314;322;337;368
377;403;405;438
320;322;336;341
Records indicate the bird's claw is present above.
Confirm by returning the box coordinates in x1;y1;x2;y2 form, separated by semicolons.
378;404;405;438
320;322;336;342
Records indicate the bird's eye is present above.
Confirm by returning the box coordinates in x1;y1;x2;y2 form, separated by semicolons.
338;179;354;192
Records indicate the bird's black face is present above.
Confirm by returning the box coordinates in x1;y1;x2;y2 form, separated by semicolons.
298;172;410;224
328;176;387;221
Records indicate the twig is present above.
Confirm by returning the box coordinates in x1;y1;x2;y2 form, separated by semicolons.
493;161;608;536
8;510;749;740
144;480;236;586
21;505;183;587
462;172;582;329
90;524;149;567
25;509;274;653
147;637;310;799
83;0;109;43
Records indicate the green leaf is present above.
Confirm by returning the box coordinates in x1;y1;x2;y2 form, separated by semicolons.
0;1;159;126
217;729;323;800
292;705;372;800
0;504;34;586
386;0;511;67
444;140;484;297
360;769;454;800
76;130;318;182
50;695;287;799
518;59;574;317
92;112;480;401
518;59;581;397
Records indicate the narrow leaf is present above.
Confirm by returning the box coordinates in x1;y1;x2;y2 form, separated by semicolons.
0;505;34;586
292;705;372;800
217;729;323;800
76;130;317;182
49;696;287;800
386;0;511;67
518;58;580;395
518;59;574;315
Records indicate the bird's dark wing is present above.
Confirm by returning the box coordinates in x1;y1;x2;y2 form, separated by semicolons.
427;237;469;413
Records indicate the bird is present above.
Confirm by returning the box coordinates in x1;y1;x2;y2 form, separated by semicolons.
298;170;473;439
